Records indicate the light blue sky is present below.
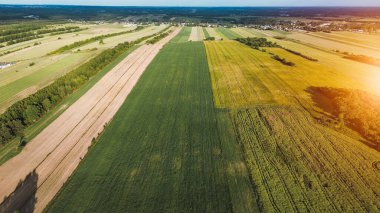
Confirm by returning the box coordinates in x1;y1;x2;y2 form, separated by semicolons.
1;0;380;6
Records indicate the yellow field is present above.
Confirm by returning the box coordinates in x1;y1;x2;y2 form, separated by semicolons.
205;40;377;109
204;40;380;212
231;28;258;37
286;32;380;58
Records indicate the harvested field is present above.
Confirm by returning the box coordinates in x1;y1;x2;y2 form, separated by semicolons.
75;25;167;51
46;41;258;212
197;27;206;40
0;28;181;213
286;32;380;58
0;51;95;113
188;27;200;41
0;24;130;61
0;46;139;166
206;27;223;40
0;25;163;113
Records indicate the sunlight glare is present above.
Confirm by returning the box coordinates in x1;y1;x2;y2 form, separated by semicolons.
370;71;380;96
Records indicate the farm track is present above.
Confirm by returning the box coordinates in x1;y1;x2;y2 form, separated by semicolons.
0;28;181;212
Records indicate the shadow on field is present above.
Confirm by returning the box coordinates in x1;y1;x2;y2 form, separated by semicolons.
0;170;38;213
306;86;380;151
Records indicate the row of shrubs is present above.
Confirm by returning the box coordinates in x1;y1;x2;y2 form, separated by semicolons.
0;25;43;37
236;37;281;49
6;35;43;45
36;26;81;35
271;54;295;66
146;30;171;44
343;54;380;67
236;37;321;65
0;26;84;46
50;27;84;36
0;26;171;145
283;48;318;62
49;26;145;54
0;32;36;43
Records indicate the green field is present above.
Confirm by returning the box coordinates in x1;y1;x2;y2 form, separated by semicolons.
169;27;191;43
46;41;259;212
0;46;139;165
0;51;95;112
205;40;380;212
0;25;173;165
0;24;144;112
179;27;191;41
202;27;211;39
217;28;242;40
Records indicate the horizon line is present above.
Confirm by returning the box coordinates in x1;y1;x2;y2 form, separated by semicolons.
1;4;380;8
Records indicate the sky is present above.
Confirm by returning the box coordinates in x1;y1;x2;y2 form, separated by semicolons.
1;0;380;6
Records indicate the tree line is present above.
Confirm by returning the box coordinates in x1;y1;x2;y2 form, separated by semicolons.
0;26;84;46
146;30;171;44
271;54;295;66
0;25;43;36
236;37;321;66
283;48;318;62
0;25;173;146
49;26;145;55
342;53;380;67
235;37;280;49
37;26;83;35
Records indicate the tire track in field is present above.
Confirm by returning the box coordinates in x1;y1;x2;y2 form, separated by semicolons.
233;109;283;212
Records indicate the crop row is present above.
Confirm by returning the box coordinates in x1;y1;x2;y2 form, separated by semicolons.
46;41;259;212
231;106;380;211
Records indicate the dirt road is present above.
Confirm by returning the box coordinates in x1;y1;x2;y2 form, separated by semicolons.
0;28;181;213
